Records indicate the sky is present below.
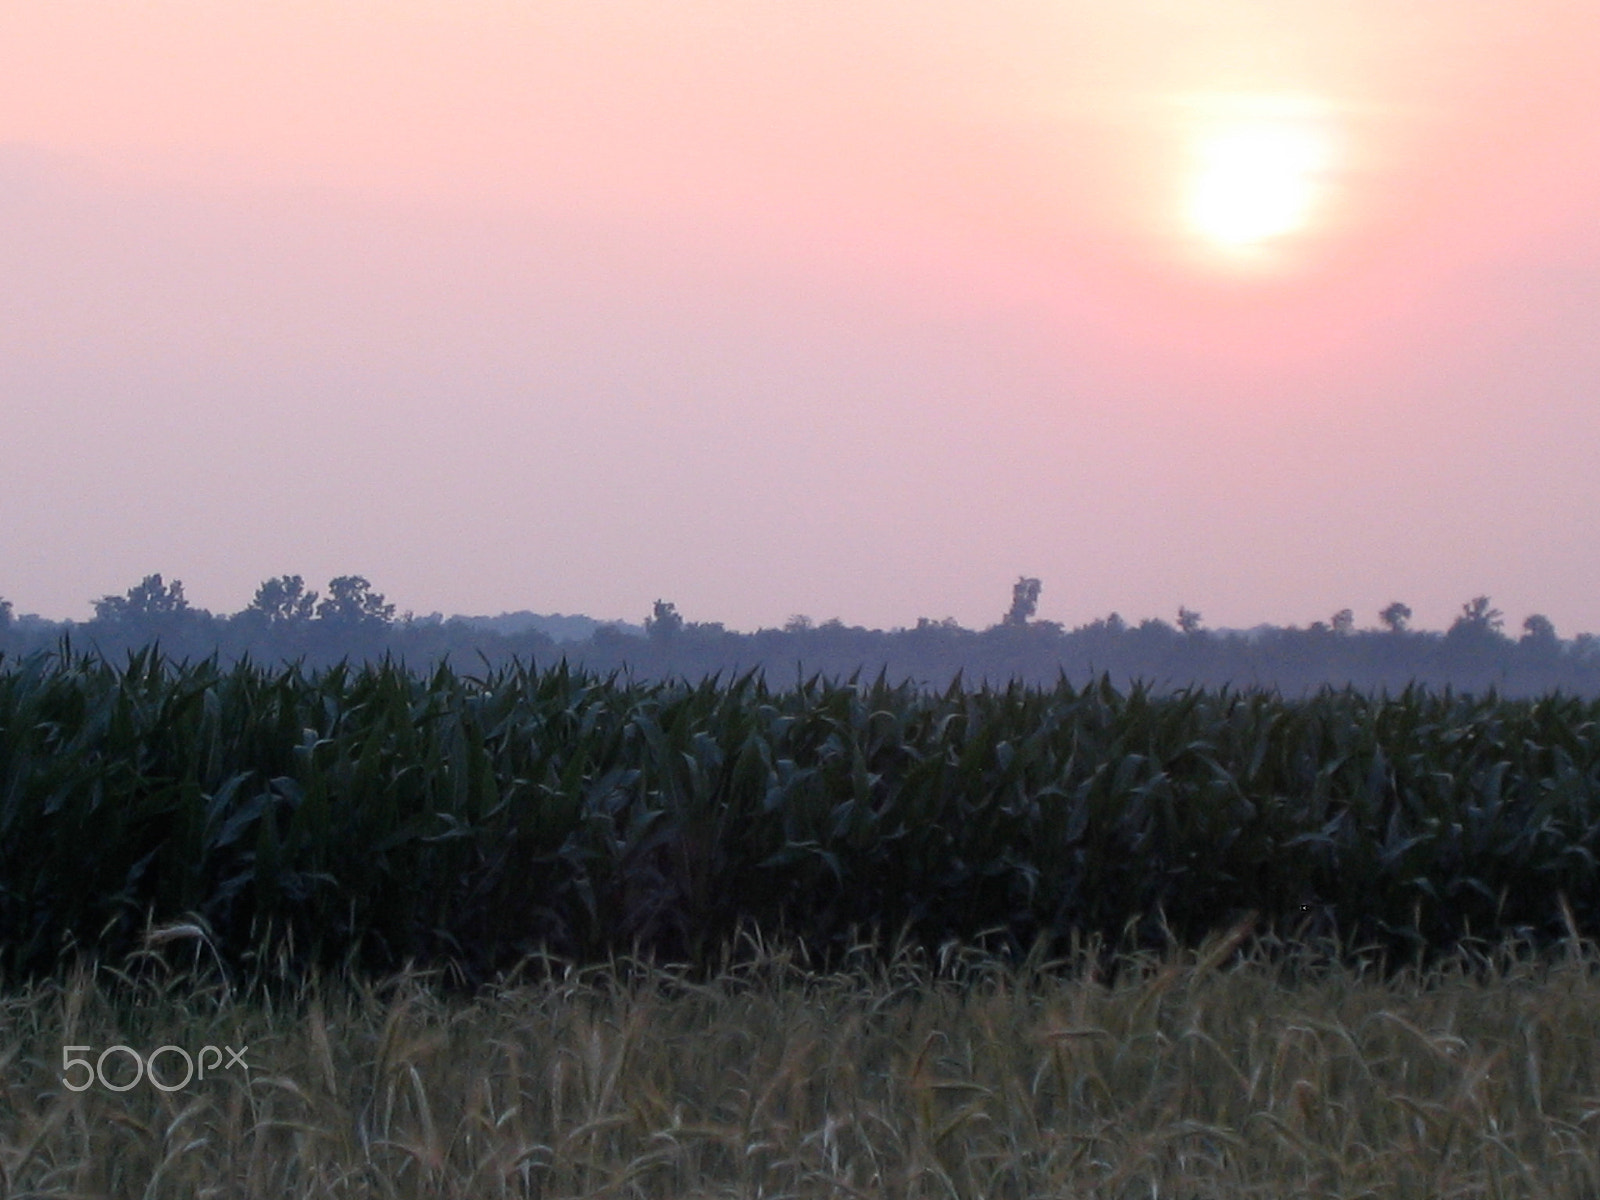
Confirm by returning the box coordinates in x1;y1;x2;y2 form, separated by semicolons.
4;2;1599;635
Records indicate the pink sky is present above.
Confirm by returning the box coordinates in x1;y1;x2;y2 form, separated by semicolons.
4;2;1599;634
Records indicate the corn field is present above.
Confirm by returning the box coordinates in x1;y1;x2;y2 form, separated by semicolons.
2;646;1599;988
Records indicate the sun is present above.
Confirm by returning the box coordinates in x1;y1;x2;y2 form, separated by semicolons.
1187;119;1331;251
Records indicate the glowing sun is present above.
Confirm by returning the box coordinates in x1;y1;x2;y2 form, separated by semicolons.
1188;120;1330;249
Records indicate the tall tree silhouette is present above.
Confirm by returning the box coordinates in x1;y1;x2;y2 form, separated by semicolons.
316;576;395;629
1451;595;1505;634
646;600;685;642
1379;602;1412;633
93;575;190;622
1003;577;1042;627
246;575;318;627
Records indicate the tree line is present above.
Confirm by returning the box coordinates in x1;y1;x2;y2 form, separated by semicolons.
2;573;1597;696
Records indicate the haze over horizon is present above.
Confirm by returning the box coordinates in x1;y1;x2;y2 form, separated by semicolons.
5;3;1599;636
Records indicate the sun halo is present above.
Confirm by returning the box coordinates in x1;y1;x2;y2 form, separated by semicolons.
1186;116;1332;256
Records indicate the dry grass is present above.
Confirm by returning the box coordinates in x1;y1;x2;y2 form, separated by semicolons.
4;927;1600;1198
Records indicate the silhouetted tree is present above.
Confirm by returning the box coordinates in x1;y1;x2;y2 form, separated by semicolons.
1451;595;1505;635
246;575;318;627
1521;614;1558;645
316;576;395;629
1003;577;1042;627
1379;602;1412;633
0;595;11;631
1331;608;1355;635
1177;607;1204;635
1444;596;1509;658
645;600;684;642
94;574;190;622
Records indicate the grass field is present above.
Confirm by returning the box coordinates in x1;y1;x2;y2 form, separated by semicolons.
4;927;1600;1198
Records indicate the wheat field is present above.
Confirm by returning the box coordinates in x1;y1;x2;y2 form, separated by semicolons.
3;926;1599;1198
